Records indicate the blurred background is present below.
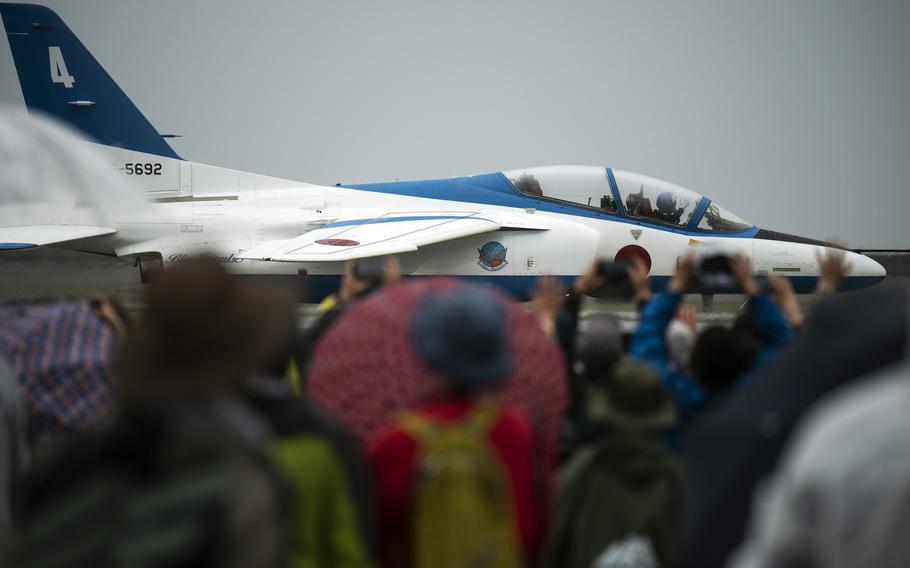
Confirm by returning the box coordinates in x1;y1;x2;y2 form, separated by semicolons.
1;0;908;250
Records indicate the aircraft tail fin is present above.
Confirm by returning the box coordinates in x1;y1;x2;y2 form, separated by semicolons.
0;3;180;159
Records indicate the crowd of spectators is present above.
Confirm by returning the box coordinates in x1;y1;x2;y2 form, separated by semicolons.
0;247;907;568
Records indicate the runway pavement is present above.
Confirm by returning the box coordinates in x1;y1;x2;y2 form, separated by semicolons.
0;248;141;301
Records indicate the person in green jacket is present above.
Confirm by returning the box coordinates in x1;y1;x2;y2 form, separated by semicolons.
245;317;376;568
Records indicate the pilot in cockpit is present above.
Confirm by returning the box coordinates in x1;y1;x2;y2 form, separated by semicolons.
514;174;543;197
652;191;685;224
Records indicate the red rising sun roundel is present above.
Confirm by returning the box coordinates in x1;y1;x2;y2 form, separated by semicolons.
315;239;360;247
615;244;652;273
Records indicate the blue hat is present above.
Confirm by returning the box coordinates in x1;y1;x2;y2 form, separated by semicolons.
410;286;513;389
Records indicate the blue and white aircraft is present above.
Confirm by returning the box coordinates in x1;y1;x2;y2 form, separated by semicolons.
0;4;886;301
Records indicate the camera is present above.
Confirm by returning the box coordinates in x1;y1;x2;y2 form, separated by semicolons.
694;247;736;289
596;259;630;279
591;260;634;299
353;258;386;282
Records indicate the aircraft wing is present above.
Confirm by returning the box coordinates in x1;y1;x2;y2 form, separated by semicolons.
0;225;116;250
239;211;545;262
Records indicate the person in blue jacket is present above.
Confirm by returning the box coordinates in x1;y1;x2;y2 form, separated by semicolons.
629;253;793;428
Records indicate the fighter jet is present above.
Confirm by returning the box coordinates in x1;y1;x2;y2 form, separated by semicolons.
0;4;886;301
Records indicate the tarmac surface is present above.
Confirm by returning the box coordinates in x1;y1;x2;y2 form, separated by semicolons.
0;248;141;300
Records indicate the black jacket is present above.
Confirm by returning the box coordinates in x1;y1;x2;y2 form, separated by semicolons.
681;282;909;568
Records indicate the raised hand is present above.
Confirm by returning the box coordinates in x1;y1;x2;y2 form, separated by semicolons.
339;260;372;302
382;256;402;285
815;245;851;295
768;273;803;328
668;253;697;294
573;258;607;295
628;257;652;302
730;252;760;297
531;275;567;336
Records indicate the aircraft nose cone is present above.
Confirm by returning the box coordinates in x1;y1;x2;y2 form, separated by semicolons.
859;253;887;279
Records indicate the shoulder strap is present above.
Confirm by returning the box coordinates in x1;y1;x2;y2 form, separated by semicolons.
397;411;437;442
397;398;500;442
464;397;500;437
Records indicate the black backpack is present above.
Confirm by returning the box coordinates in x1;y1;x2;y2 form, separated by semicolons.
544;432;683;568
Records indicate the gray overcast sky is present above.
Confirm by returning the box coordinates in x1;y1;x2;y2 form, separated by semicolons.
1;0;908;248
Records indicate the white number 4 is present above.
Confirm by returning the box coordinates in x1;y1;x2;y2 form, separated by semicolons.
49;46;75;88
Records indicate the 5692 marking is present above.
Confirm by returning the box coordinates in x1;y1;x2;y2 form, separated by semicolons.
122;163;162;175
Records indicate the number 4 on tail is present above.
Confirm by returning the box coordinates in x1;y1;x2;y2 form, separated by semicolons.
49;46;75;88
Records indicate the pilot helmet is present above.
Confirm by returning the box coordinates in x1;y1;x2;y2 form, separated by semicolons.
656;191;677;213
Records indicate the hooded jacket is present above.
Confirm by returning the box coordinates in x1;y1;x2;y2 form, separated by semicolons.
543;430;683;568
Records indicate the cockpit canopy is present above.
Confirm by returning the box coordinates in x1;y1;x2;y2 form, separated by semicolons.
611;170;700;227
696;201;752;232
506;165;619;213
503;165;753;233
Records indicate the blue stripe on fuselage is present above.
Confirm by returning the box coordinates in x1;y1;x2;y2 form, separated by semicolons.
323;215;491;229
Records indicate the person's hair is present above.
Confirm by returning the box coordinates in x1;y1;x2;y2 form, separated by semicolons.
689;326;759;394
575;312;624;384
117;258;294;404
261;316;301;379
733;310;761;342
514;174;542;196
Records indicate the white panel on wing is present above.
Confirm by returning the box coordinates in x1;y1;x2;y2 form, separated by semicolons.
239;211;501;262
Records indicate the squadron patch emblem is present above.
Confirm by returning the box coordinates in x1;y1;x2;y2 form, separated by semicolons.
478;241;508;271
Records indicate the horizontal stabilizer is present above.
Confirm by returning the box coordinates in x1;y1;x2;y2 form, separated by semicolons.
240;211;509;262
0;225;115;250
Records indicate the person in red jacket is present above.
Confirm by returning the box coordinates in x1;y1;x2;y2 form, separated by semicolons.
369;285;545;567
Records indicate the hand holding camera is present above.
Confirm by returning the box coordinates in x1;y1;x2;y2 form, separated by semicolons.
340;256;401;302
728;252;760;297
572;258;643;300
627;257;652;302
668;253;698;293
670;248;759;296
